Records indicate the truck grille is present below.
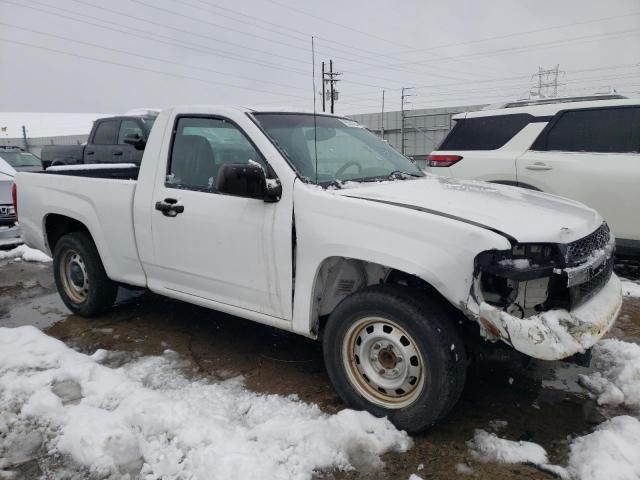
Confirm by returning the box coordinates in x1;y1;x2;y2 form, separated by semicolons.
565;223;610;264
569;254;614;308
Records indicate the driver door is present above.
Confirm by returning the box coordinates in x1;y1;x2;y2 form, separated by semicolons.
148;116;289;319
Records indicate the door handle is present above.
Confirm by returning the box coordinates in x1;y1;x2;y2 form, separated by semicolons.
525;162;553;171
113;151;123;156
155;198;184;217
86;151;95;155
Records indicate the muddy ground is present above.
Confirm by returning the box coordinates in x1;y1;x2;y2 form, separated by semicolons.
1;260;639;479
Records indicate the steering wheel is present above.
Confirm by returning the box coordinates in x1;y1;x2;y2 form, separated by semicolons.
334;161;362;179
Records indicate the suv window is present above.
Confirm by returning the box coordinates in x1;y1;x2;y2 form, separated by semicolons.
93;120;120;145
167;116;266;191
533;107;640;153
438;114;534;151
118;119;144;144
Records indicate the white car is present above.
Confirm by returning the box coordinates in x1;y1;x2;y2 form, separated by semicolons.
15;106;622;431
427;96;640;258
0;157;21;247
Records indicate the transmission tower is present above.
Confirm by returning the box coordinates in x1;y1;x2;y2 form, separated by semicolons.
530;65;565;98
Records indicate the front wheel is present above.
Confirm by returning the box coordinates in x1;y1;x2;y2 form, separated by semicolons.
323;285;467;433
53;231;118;316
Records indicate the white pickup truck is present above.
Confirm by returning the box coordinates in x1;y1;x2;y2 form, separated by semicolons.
15;106;622;432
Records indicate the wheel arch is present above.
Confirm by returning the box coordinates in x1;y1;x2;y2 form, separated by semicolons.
297;255;453;338
44;213;92;253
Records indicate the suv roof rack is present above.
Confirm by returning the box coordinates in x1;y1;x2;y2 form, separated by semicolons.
502;94;628;108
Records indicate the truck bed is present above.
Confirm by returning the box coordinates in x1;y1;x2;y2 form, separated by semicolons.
15;168;146;288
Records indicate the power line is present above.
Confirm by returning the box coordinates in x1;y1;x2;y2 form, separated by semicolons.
9;0;310;75
268;0;502;77
341;9;640;65
41;0;312;69
47;0;459;85
350;27;640;71
0;22;307;93
164;0;478;85
0;37;309;100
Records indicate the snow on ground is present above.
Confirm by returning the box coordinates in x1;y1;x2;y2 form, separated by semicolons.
467;429;550;465
469;338;640;479
579;339;640;409
567;416;640;480
0;326;411;480
467;429;569;478
621;279;640;298
0;244;51;262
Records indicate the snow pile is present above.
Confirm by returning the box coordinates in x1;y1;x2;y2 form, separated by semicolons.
467;429;549;465
0;326;411;480
579;339;640;409
0;244;51;262
567;416;640;480
621;279;640;298
469;339;640;479
467;430;569;478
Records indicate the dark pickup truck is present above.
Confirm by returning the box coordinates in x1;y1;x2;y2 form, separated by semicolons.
40;112;157;168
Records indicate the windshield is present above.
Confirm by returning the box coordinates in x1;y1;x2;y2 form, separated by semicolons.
0;152;42;168
253;113;423;185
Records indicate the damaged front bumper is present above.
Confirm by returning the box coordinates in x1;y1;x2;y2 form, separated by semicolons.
476;274;622;361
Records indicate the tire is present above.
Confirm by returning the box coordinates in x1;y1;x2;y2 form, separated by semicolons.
323;284;467;433
53;231;118;316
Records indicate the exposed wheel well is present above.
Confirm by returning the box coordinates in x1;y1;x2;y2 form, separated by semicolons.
45;214;90;252
312;257;446;335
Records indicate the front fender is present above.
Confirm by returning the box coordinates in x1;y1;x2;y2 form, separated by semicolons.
291;184;511;336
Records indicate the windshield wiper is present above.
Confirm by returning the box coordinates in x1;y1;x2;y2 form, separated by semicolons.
387;170;423;180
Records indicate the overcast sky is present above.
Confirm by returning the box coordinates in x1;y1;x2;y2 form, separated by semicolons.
1;0;639;115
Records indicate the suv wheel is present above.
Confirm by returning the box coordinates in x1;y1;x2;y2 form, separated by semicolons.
323;285;466;432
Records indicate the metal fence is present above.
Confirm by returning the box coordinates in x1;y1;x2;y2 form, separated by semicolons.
0;134;88;158
348;104;485;168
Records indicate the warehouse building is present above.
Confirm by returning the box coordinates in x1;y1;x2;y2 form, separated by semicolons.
348;104;485;168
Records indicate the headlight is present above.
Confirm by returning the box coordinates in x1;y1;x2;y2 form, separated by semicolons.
474;244;563;316
475;243;561;281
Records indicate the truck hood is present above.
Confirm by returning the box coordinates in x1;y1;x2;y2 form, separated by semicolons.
335;175;602;244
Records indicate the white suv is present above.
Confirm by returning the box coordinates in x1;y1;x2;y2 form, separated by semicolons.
427;96;640;258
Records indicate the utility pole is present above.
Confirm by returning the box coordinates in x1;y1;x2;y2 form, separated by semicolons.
381;91;385;140
531;65;564;98
322;59;341;114
21;125;29;152
401;87;414;155
321;62;326;113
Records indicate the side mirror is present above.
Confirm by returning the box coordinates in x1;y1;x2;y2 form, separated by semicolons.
216;163;281;202
123;132;146;150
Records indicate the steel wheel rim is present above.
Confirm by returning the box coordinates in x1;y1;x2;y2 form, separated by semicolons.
60;249;89;303
342;316;426;409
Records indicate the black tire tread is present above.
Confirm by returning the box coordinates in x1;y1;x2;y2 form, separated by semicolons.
323;284;467;432
53;231;117;317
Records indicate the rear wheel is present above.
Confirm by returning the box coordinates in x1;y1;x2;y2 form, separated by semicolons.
323;285;466;432
53;232;117;316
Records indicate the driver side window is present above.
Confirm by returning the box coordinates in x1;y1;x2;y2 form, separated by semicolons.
167;116;267;191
